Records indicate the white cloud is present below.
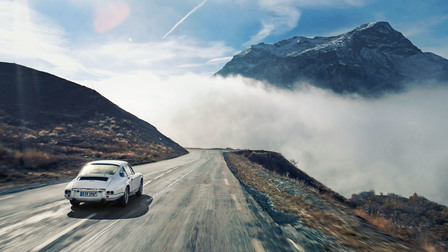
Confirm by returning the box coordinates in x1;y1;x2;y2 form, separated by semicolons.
0;1;85;77
0;2;234;81
87;74;448;205
206;56;233;65
398;14;448;38
74;37;233;78
246;1;301;45
246;0;368;45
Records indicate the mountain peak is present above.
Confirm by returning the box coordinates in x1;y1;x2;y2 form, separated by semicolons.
216;22;448;97
355;21;394;33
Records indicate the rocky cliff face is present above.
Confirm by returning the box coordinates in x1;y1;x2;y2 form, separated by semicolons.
216;22;448;96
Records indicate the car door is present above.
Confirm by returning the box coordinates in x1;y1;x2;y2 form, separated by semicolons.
124;164;137;193
119;167;129;191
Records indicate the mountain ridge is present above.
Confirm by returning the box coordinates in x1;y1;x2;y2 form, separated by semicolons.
216;21;448;96
0;62;187;189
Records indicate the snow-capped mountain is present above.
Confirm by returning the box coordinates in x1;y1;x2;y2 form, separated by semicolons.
216;22;448;96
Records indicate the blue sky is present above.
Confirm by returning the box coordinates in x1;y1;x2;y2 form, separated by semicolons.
1;0;447;81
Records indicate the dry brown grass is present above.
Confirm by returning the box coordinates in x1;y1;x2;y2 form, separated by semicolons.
352;209;396;235
20;149;55;169
0;116;186;190
225;152;416;251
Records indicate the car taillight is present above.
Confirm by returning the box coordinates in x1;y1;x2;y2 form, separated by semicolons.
65;190;71;194
106;191;114;195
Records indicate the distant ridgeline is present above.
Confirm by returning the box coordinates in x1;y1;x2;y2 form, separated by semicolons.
216;22;448;97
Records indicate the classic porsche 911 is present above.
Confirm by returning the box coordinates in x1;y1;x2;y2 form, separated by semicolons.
64;160;143;207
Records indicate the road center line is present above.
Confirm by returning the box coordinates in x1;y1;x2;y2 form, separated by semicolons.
166;169;173;173
145;171;161;176
31;213;96;252
154;174;164;180
143;180;153;186
153;166;199;198
231;194;241;210
224;179;229;185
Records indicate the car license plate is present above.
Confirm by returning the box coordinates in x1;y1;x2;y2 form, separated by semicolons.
80;191;97;197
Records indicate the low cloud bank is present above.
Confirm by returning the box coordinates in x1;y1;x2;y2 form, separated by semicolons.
90;74;448;205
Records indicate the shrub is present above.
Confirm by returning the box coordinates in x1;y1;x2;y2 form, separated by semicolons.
21;149;55;169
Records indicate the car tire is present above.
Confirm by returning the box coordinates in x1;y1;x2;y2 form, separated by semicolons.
119;187;129;207
136;180;143;197
70;199;80;206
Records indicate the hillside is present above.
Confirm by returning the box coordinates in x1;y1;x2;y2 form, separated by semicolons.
350;191;448;251
0;62;187;189
224;150;447;251
216;22;448;96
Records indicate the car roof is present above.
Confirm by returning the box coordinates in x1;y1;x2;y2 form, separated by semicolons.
86;160;129;166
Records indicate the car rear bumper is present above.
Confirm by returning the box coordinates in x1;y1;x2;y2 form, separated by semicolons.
65;190;123;202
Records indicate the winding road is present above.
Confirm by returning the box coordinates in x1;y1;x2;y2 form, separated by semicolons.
0;149;297;251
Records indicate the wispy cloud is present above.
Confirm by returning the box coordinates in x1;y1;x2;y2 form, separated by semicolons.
162;0;207;39
206;56;233;65
245;0;368;45
0;2;233;80
245;1;300;45
398;14;448;38
0;1;86;78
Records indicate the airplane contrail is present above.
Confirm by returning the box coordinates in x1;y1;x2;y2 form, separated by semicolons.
162;0;207;39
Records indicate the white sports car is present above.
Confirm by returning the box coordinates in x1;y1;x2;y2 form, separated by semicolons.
64;160;143;207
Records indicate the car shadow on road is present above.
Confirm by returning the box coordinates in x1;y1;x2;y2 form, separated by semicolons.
67;194;153;219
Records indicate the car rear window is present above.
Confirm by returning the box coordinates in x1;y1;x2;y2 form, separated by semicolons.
80;164;119;175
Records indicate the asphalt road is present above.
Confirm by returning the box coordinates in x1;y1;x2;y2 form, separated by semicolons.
0;149;297;252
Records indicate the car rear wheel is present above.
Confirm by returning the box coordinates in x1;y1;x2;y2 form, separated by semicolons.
70;199;80;206
119;187;129;207
136;180;143;196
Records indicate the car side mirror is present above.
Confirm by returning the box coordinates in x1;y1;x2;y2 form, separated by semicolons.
119;171;125;177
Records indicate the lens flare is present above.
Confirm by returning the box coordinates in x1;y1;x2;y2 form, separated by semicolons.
94;1;130;33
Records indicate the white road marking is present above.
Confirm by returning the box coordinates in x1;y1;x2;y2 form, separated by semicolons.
0;195;14;201
153;166;199;198
231;194;241;210
166;169;173;174
145;171;162;176
154;174;164;180
31;213;96;252
143;180;153;186
287;238;305;252
223;178;229;185
251;239;265;252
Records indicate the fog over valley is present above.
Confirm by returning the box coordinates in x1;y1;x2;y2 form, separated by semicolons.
88;74;448;205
